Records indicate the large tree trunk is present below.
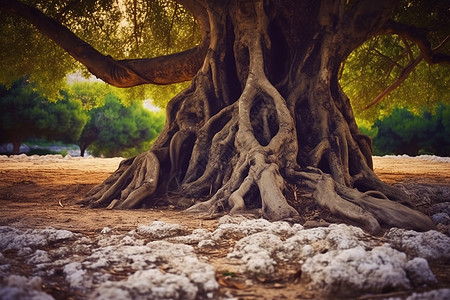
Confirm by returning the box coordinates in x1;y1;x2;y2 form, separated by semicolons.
81;0;434;234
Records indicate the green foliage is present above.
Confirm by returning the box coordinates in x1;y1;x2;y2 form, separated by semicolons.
395;0;450;43
0;13;77;100
67;81;111;110
110;81;190;109
359;104;450;156
340;0;450;123
0;77;166;157
0;0;201;105
79;93;165;157
0;78;88;154
341;34;450;123
2;0;449;127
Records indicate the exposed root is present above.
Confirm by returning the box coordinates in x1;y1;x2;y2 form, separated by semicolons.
182;115;238;197
287;167;435;235
228;176;252;213
251;153;300;221
187;151;300;222
80;151;160;209
168;129;196;187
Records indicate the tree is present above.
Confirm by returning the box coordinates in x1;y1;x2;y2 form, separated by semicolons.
2;0;449;234
361;104;450;156
374;108;429;155
0;78;87;154
79;93;165;157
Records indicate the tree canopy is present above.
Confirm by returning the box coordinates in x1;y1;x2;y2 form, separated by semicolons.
340;0;450;122
342;35;450;123
0;0;201;102
1;0;448;117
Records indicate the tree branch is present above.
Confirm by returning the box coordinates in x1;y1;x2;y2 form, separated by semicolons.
363;20;450;109
0;0;208;87
363;54;423;110
371;48;404;70
383;20;450;64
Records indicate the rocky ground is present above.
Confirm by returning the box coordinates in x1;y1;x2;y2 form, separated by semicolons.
0;154;449;300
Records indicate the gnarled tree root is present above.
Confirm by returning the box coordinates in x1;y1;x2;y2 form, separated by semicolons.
187;151;300;222
80;151;160;209
186;164;434;235
287;167;435;234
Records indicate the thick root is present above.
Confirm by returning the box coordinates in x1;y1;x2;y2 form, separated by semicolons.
288;167;435;235
252;154;300;221
80;151;160;209
187;152;300;222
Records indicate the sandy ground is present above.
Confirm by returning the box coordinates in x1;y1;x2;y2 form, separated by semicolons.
0;154;449;299
0;155;448;233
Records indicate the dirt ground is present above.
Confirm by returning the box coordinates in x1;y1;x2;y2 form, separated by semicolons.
0;155;449;299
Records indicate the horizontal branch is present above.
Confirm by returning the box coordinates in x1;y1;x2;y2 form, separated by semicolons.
383;20;450;65
0;0;208;87
363;53;423;110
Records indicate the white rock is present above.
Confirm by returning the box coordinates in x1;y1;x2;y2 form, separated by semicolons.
228;232;283;276
198;239;216;249
64;262;91;289
17;247;33;256
218;215;250;225
301;245;412;296
0;226;75;250
405;288;450;300
70;239;218;298
384;228;450;261
137;221;187;239
278;224;370;261
87;244;155;269
213;217;299;241
386;288;450;300
405;257;436;287
92;269;198;300
170;228;212;244
100;227;111;234
431;212;450;225
0;216;446;299
0;275;54;300
27;250;51;264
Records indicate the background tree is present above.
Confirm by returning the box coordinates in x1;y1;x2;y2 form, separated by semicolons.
0;78;87;154
1;0;449;234
68;81;110;110
360;104;450;156
78;93;165;157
